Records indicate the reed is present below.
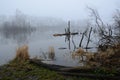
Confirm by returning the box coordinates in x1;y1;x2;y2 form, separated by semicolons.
15;45;30;61
48;46;55;60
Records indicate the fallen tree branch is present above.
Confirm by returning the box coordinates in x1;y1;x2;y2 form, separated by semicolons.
53;33;78;37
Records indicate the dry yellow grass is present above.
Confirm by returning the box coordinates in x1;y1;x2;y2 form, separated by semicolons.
84;53;94;61
96;48;115;60
86;61;101;67
48;46;55;60
15;45;29;61
92;44;120;66
72;48;85;61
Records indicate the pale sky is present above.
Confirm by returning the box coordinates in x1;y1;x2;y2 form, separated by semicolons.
0;0;120;21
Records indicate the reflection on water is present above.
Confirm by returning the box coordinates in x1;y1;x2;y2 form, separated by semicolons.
0;23;36;45
0;20;36;65
0;25;96;66
0;25;82;66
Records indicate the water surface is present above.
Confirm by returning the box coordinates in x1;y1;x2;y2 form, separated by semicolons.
0;20;97;66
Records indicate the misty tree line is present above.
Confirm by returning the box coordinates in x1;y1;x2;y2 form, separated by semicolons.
0;10;37;42
0;10;36;35
0;11;37;44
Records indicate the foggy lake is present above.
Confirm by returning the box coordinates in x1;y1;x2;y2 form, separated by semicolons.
0;15;98;66
0;0;119;67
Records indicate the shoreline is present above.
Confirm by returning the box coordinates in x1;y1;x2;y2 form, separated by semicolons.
0;58;119;80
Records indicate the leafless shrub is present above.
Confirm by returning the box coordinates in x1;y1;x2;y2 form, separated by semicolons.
113;9;120;44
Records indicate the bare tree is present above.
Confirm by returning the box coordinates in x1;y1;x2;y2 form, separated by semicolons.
79;27;89;47
88;7;116;50
86;27;92;51
87;7;107;37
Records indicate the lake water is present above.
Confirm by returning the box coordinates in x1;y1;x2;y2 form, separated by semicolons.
0;25;97;66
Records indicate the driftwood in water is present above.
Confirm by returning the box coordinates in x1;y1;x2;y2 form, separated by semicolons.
72;35;77;51
53;33;78;37
58;47;67;50
53;21;79;50
29;59;120;80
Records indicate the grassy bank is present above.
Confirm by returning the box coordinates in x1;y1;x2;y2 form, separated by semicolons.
0;45;119;80
0;60;92;80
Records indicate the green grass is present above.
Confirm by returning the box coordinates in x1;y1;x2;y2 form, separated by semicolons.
0;60;92;80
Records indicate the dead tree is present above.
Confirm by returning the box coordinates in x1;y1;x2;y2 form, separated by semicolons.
88;7;116;50
87;7;107;37
86;27;92;51
72;35;76;51
79;33;85;47
79;28;89;48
